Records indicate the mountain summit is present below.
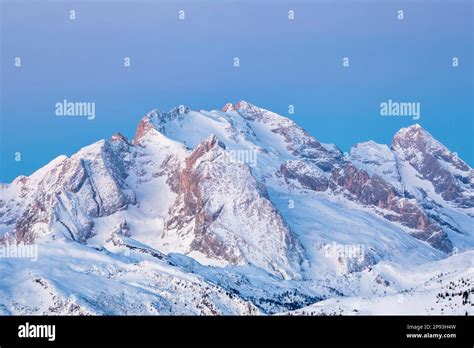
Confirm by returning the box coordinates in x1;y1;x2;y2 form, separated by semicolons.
0;102;472;315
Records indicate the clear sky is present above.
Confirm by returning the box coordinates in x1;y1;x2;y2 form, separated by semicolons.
1;0;473;183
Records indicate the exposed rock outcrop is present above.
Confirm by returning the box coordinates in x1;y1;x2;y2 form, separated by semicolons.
163;135;304;279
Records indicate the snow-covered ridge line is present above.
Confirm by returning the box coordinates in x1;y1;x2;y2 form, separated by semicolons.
0;101;472;315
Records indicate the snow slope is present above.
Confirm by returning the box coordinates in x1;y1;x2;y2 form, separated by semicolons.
0;101;472;315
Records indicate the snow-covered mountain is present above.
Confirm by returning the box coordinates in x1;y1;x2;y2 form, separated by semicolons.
0;101;472;315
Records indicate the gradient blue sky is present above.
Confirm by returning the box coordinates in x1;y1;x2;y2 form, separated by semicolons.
1;0;473;183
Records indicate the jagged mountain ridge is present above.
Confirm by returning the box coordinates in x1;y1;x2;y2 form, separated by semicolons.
1;100;472;259
0;101;472;314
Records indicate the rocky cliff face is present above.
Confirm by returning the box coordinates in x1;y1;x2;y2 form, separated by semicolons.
277;156;453;252
278;160;329;192
392;124;474;208
163;135;304;279
233;101;341;172
1;102;472;268
343;125;473;251
328;163;451;252
6;139;135;244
